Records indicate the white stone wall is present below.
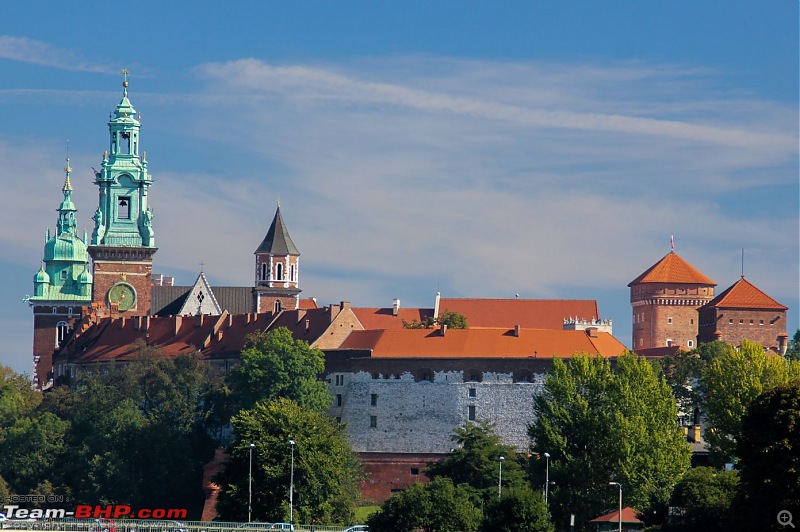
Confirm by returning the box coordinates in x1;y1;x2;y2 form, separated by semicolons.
329;370;545;453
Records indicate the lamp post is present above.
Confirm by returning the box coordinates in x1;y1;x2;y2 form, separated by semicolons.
543;452;550;505
608;482;622;532
289;440;296;525
498;456;505;499
248;443;255;523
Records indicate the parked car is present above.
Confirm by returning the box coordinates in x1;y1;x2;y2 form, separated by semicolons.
342;526;369;532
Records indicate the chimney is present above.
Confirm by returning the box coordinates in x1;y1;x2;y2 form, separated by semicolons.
433;291;441;323
341;301;351;310
514;324;521;337
174;316;183;336
305;319;311;333
586;327;598;338
441;324;447;336
195;314;204;328
392;298;400;317
143;315;150;332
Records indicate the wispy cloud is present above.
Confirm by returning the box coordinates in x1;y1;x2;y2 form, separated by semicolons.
0;35;116;74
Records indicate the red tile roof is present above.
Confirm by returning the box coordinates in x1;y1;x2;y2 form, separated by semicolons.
351;307;435;330
439;298;599;329
299;298;319;309
701;277;788;311
61;312;273;363
339;327;627;359
589;507;642;524
628;252;715;286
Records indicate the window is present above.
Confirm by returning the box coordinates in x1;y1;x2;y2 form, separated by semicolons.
667;317;673;324
729;319;734;324
410;468;419;475
749;319;754;325
739;319;744;324
56;321;69;346
687;340;694;348
261;263;268;281
276;262;284;280
468;405;476;421
67;307;73;315
118;196;131;219
370;415;377;428
760;320;764;326
335;374;344;386
468;388;476;398
336;394;342;406
371;393;378;406
690;318;694;325
60;270;68;280
274;300;281;313
291;264;297;282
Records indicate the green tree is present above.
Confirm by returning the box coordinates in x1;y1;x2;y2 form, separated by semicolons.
0;365;41;428
482;485;554;532
668;467;738;531
426;421;525;503
786;329;800;361
731;382;800;531
439;310;468;329
227;328;330;412
530;354;690;530
701;339;800;463
366;477;482;532
36;352;217;517
0;411;70;495
215;398;361;525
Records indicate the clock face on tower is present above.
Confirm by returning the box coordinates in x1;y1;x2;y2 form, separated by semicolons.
107;282;137;311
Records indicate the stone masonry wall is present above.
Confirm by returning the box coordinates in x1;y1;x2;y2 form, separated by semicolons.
330;370;544;454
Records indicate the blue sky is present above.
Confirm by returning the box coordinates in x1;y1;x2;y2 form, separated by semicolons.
1;1;797;376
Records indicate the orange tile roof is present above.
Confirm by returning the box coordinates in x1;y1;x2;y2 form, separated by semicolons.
339;327;627;359
589;507;642;524
628;252;715;286
299;298;319;309
351;307;435;330
702;277;788;310
438;298;599;329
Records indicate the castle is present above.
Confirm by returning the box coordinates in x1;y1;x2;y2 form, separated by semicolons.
29;81;789;502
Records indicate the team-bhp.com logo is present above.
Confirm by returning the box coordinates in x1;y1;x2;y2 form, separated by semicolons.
3;504;187;520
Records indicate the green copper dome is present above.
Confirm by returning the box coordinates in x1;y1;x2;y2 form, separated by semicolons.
34;264;50;284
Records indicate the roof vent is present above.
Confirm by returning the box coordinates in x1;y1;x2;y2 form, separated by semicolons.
441;324;447;336
514;324;521;337
392;298;400;317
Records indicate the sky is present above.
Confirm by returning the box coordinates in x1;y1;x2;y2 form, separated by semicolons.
1;1;797;377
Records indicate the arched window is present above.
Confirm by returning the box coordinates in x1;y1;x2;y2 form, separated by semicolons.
274;300;282;313
276;262;284;280
56;321;69;347
290;264;297;282
261;262;268;281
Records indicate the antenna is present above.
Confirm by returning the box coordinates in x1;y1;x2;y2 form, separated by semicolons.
741;248;745;278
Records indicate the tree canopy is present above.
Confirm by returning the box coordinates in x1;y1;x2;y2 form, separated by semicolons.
214;398;361;525
668;467;738;531
530;354;690;529
701;339;800;463
227;328;330;412
731;382;800;531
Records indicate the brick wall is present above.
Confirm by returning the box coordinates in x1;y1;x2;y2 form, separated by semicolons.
631;282;714;350
698;307;787;350
91;260;153;315
358;452;443;503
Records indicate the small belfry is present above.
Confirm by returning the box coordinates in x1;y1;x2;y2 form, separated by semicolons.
88;72;157;316
254;204;301;313
28;156;93;389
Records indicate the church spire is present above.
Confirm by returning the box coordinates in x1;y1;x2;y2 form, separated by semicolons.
91;71;155;248
56;157;77;236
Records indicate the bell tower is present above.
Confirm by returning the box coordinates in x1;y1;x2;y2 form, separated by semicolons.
27;158;93;389
254;205;301;313
89;72;157;315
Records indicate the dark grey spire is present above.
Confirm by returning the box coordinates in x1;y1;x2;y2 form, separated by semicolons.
254;207;299;255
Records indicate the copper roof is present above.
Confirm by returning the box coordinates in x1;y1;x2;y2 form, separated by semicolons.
628;252;715;286
339;327;627;359
701;277;787;311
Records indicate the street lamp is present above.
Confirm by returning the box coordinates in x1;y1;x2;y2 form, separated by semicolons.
498;456;505;499
289;440;296;525
543;452;550;505
608;482;622;532
248;443;255;523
